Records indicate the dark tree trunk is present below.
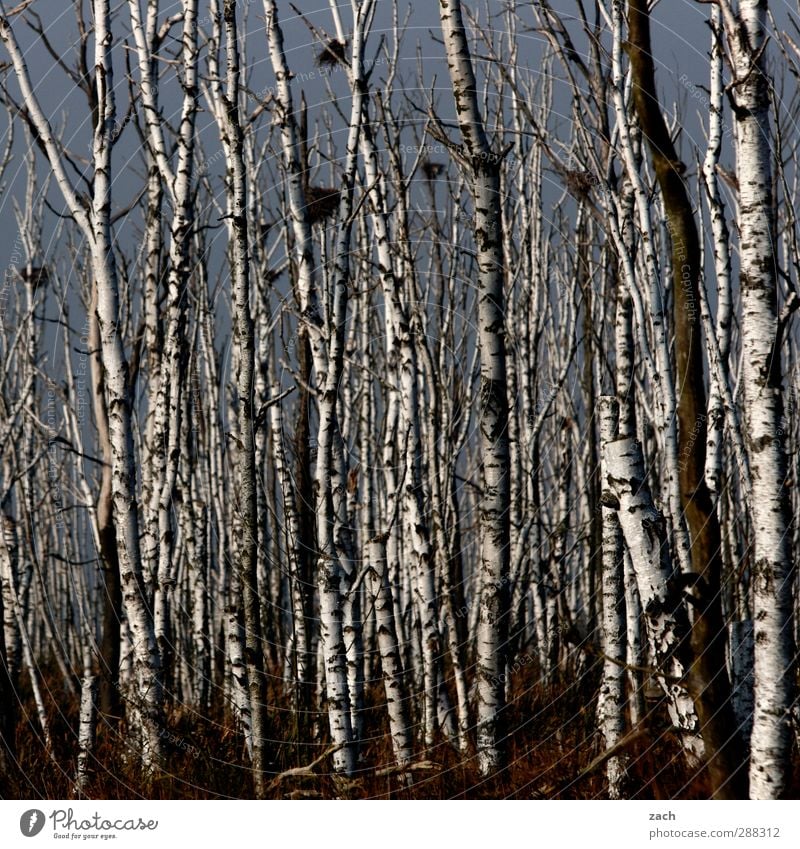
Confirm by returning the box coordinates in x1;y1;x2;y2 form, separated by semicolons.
292;328;316;734
97;518;122;719
626;0;747;799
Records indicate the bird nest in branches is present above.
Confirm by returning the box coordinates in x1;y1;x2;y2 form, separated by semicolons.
303;185;340;223
563;169;599;196
422;160;445;180
315;39;347;68
17;266;49;286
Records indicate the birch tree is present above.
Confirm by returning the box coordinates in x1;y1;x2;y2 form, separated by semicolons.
601;399;701;749
1;0;799;802
597;397;627;798
128;0;199;690
1;0;164;773
626;0;745;798
211;0;269;796
438;0;511;776
716;0;796;799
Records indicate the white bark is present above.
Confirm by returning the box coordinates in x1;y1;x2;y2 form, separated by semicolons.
362;416;413;768
363;110;459;749
624;550;646;727
217;0;268;796
262;0;358;773
610;0;690;573
0;514;19;685
1;0;164;773
439;0;511;775
602;413;701;751
314;6;371;767
0;515;52;753
151;0;198;678
269;387;309;693
92;0;162;766
721;0;795;799
74;647;97;798
225;597;252;758
187;496;210;712
597;397;627;798
701;4;733;498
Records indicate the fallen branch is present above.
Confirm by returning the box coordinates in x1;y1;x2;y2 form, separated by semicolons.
267;744;344;789
375;759;441;778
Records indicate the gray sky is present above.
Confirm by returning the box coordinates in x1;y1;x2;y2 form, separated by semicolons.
0;0;795;317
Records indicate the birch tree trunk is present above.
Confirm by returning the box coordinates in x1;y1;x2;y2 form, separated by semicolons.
262;0;354;773
720;0;796;799
1;0;165;774
361;113;456;751
74;645;97;798
609;0;691;574
219;0;268;797
363;408;413;768
91;0;166;772
316;6;372;770
269;387;309;703
626;0;745;798
88;282;122;720
601;403;701;751
153;0;198;691
0;514;18;772
597;397;627;799
702;4;734;499
439;0;511;775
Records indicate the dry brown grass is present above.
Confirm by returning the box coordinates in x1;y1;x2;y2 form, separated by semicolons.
1;657;797;800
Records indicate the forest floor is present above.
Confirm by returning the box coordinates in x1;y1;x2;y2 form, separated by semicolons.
3;657;799;799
